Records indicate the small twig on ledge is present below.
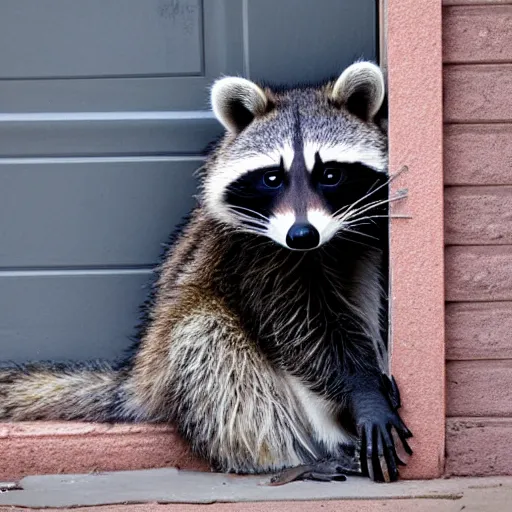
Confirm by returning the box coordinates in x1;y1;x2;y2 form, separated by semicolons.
0;481;23;493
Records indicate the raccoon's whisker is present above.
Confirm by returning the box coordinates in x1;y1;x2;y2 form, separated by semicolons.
228;205;270;222
332;167;407;220
335;233;377;250
238;223;269;234
228;211;271;234
343;218;379;230
239;226;266;234
228;208;268;222
235;226;268;237
240;220;268;230
345;214;412;223
230;213;269;229
346;190;407;218
341;226;379;241
350;214;412;220
331;172;397;219
338;192;407;224
366;178;383;195
347;218;379;229
387;214;412;219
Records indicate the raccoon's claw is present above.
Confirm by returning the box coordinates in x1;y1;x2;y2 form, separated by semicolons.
381;374;401;411
358;411;413;483
268;457;360;486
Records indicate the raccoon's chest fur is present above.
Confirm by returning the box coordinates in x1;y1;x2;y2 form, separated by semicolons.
212;232;384;383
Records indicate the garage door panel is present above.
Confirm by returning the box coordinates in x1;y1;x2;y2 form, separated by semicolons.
0;0;204;79
0;271;152;363
0;158;201;267
244;0;377;85
0;0;244;114
0;78;217;114
0;116;222;157
0;0;378;361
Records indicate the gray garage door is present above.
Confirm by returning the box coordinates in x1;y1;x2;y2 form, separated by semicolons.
0;0;377;362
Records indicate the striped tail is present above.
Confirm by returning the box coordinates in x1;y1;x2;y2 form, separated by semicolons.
0;361;128;422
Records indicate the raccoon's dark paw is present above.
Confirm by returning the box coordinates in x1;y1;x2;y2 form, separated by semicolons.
357;410;413;483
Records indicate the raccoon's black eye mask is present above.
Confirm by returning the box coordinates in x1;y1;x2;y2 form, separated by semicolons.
225;162;286;220
224;154;387;223
311;154;387;215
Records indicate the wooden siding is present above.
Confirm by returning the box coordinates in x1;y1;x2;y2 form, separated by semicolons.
444;5;512;63
447;360;512;416
446;302;512;360
443;1;512;477
444;65;512;121
444;1;512;5
444;125;512;185
445;187;512;244
445;246;512;301
446;418;512;476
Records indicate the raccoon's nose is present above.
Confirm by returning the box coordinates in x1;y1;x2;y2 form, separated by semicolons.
286;223;320;250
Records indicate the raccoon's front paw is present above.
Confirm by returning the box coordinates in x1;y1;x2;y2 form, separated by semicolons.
357;409;413;483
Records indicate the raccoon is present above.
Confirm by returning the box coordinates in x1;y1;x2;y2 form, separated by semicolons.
0;62;412;483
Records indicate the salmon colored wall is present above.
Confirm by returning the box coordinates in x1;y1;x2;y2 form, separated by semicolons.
443;0;512;477
387;0;445;479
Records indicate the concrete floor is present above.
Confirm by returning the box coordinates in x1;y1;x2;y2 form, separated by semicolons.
1;469;512;511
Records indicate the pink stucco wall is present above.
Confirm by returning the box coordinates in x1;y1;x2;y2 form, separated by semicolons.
387;0;445;479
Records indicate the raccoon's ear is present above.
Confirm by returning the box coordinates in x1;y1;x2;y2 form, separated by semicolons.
330;62;385;122
211;77;268;134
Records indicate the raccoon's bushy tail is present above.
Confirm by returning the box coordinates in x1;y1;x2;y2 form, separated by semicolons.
0;361;129;422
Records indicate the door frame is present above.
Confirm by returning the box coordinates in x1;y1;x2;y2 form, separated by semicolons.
384;0;445;478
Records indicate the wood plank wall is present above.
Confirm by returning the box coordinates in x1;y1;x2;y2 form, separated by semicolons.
443;0;512;476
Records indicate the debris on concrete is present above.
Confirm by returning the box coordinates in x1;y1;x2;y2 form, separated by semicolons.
0;481;22;493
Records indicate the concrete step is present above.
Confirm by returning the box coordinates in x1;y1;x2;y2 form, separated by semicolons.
1;468;512;510
0;421;207;480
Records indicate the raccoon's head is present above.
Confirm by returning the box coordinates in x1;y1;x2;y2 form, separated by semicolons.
202;62;388;251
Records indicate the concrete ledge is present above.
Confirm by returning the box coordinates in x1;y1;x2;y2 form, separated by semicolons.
0;421;209;481
1;469;512;509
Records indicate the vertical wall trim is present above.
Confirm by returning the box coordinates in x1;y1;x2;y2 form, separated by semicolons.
387;0;445;478
241;0;251;78
379;0;388;74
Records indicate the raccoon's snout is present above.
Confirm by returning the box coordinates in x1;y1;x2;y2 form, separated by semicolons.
286;222;320;251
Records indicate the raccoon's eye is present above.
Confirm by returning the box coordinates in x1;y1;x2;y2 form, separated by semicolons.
263;170;283;188
320;168;343;186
